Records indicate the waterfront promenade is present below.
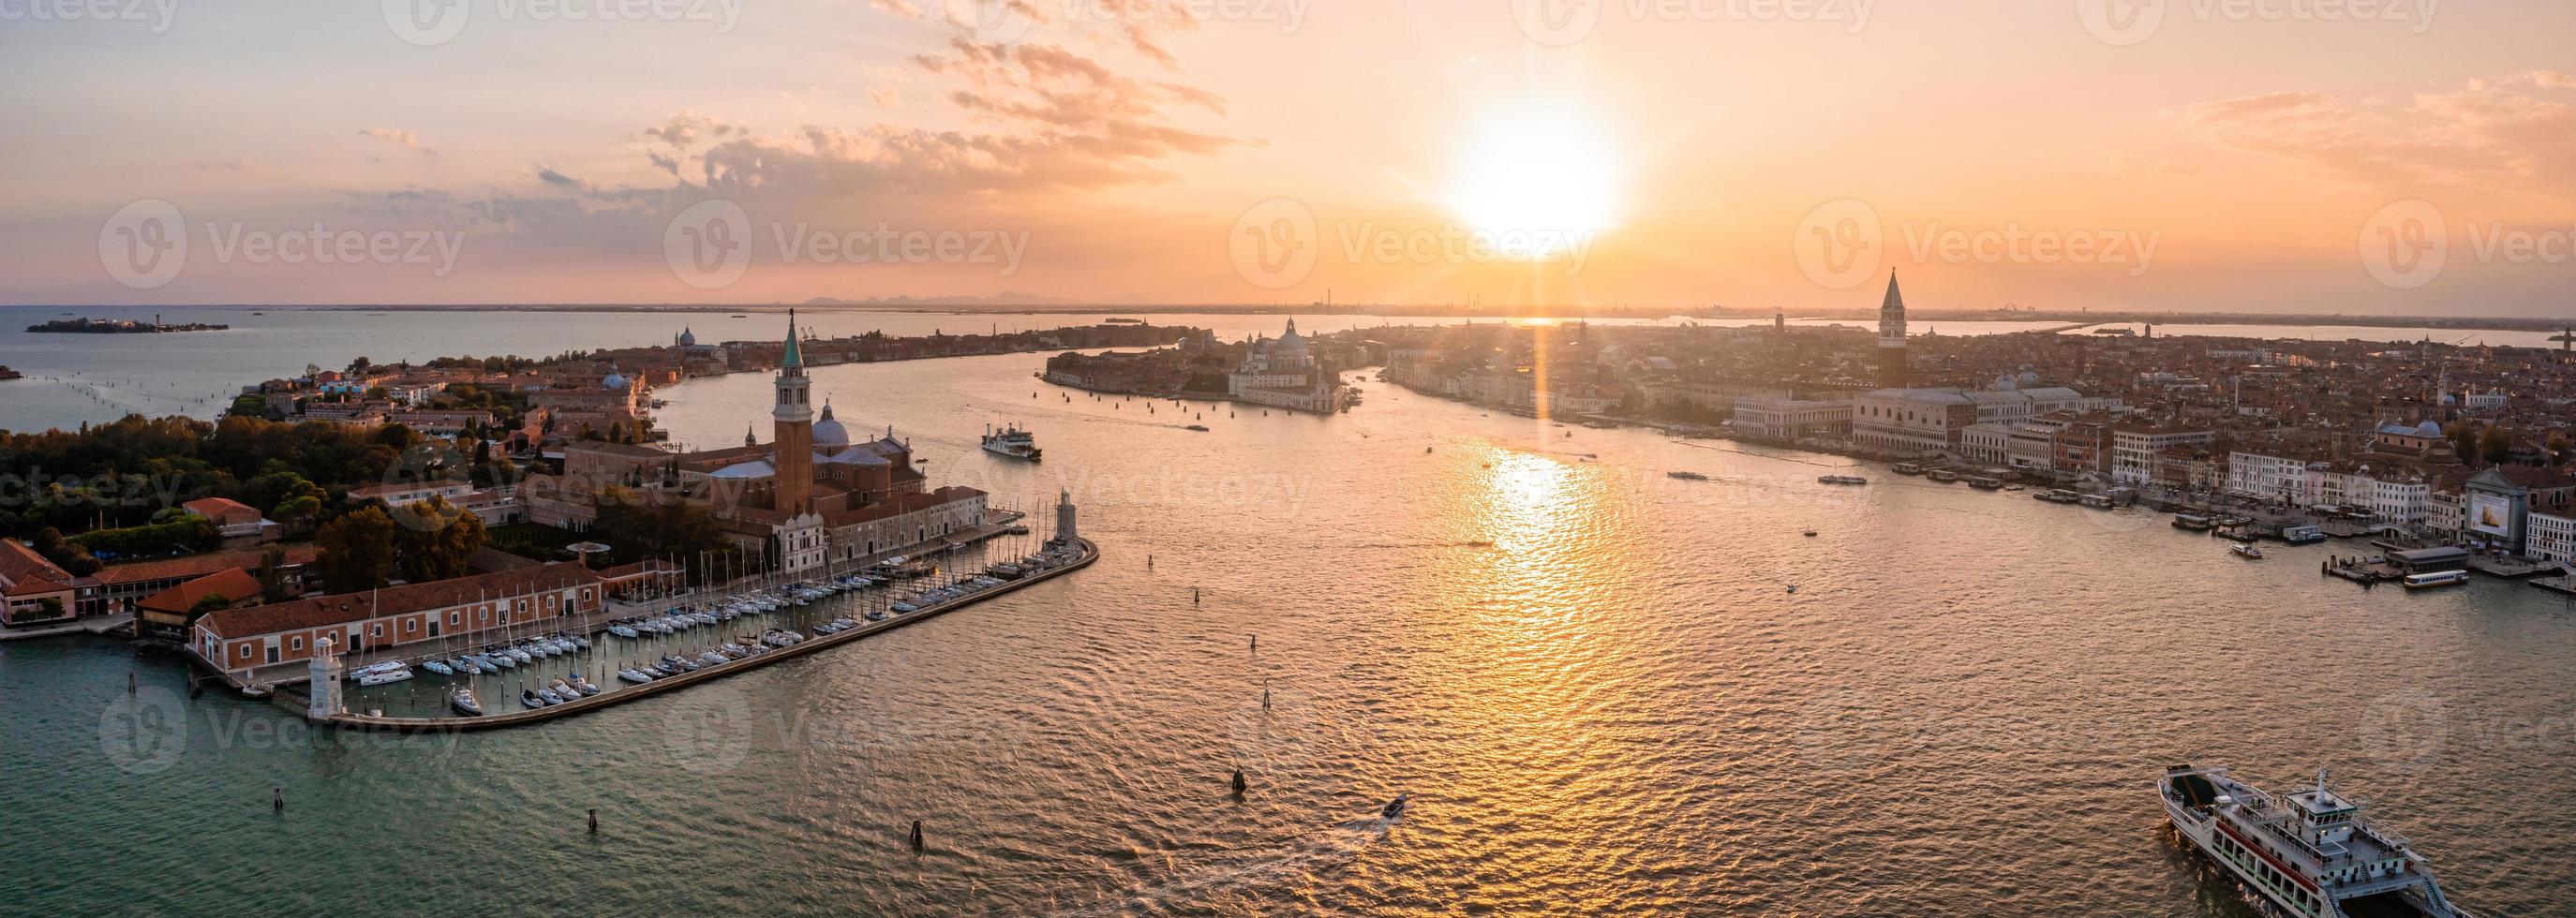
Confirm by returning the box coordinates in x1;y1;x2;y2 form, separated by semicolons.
307;536;1095;733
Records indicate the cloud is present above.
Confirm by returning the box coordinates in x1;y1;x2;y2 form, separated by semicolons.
2179;73;2576;202
536;167;588;190
641;111;743;150
871;87;901;109
360;127;437;155
870;0;924;19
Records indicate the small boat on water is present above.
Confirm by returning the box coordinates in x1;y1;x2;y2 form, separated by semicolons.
536;687;568;705
1184;424;1210;432
1667;471;1708;481
609;623;639;638
521;689;549;709
618;669;654;684
566;675;601;696
450;688;483;717
2403;570;2469;589
453;656;484;674
355;665;413;687
421;659;454;676
2232;543;2266;560
1817;475;1869;485
1381;793;1411;821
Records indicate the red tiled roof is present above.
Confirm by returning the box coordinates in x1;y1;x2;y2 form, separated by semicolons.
95;544;320;586
199;563;603;640
0;539;72;589
136;569;264;616
182;496;261;524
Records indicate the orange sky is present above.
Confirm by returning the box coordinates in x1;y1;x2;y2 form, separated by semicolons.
5;0;2570;313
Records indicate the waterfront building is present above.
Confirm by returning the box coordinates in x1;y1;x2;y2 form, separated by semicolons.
2527;511;2576;563
1228;319;1352;414
1731;394;1853;440
0;540;79;626
1877;273;1908;390
135;569;265;644
1852;385;2108;457
186;562;676;677
2111;422;2217;486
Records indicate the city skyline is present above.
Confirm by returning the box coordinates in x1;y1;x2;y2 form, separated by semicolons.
5;1;2571;313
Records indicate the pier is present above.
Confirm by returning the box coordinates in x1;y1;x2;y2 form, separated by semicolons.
305;536;1096;733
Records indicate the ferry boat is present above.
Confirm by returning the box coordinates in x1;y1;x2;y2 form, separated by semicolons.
2403;570;2469;589
2174;513;2216;531
1967;476;2004;490
2159;764;2476;917
1817;474;1869;485
981;422;1042;461
2232;543;2266;560
0;365;22;381
1891;463;1926;476
1926;469;1962;483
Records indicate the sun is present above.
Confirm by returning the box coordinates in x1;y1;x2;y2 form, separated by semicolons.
1448;105;1622;260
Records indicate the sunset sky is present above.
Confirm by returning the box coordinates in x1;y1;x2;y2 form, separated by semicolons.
3;0;2570;314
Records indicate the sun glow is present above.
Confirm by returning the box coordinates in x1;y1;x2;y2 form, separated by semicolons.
1448;106;1622;260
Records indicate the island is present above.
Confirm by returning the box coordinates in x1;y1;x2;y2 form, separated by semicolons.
25;317;230;333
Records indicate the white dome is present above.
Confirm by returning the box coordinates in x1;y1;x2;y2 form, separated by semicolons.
812;402;850;449
602;371;629;391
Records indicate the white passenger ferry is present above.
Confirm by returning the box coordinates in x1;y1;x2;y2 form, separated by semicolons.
2159;764;2474;917
2402;570;2469;589
981;422;1041;461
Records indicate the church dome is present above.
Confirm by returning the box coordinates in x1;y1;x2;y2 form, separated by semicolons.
812;401;850;449
602;368;629;391
1273;319;1308;356
678;327;696;347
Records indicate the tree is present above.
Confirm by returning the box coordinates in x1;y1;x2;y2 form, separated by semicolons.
255;543;290;601
315;506;398;593
2479;425;2513;466
390;497;489;583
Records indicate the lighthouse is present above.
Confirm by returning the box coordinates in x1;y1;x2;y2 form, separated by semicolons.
1055;488;1079;543
308;635;345;719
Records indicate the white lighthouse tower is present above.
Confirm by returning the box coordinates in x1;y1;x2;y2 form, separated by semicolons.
308;635;345;719
1054;488;1079;543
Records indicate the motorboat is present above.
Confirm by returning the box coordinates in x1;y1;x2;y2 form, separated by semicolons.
608;623;640;639
618;669;654;684
420;659;454;676
355;665;414;687
864;610;888;622
451;688;484;717
521;689;549;709
890;601;919;614
1817;474;1869;485
482;651;516;670
1666;471;1709;481
536;687;567;705
453;657;484;674
568;634;591;651
566;675;601;697
2232;543;2267;560
1381;793;1411;821
504;645;534;664
697;651;728;667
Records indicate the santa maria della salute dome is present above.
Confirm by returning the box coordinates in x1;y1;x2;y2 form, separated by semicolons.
1227;318;1348;414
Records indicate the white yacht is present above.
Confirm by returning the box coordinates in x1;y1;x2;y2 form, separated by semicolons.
2160;764;2475;917
981;422;1042;461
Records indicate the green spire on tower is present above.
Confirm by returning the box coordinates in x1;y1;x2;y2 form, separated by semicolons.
782;308;803;368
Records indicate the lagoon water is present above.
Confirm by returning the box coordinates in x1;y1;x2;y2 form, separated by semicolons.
4;344;2573;915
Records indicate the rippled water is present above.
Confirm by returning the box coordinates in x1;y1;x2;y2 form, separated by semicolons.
6;352;2573;915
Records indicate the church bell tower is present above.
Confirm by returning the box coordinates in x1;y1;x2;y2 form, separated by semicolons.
773;309;814;514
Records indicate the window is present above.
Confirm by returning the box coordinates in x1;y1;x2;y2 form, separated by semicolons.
290;636;304;651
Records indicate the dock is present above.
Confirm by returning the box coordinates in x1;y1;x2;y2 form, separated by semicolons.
305;537;1097;733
